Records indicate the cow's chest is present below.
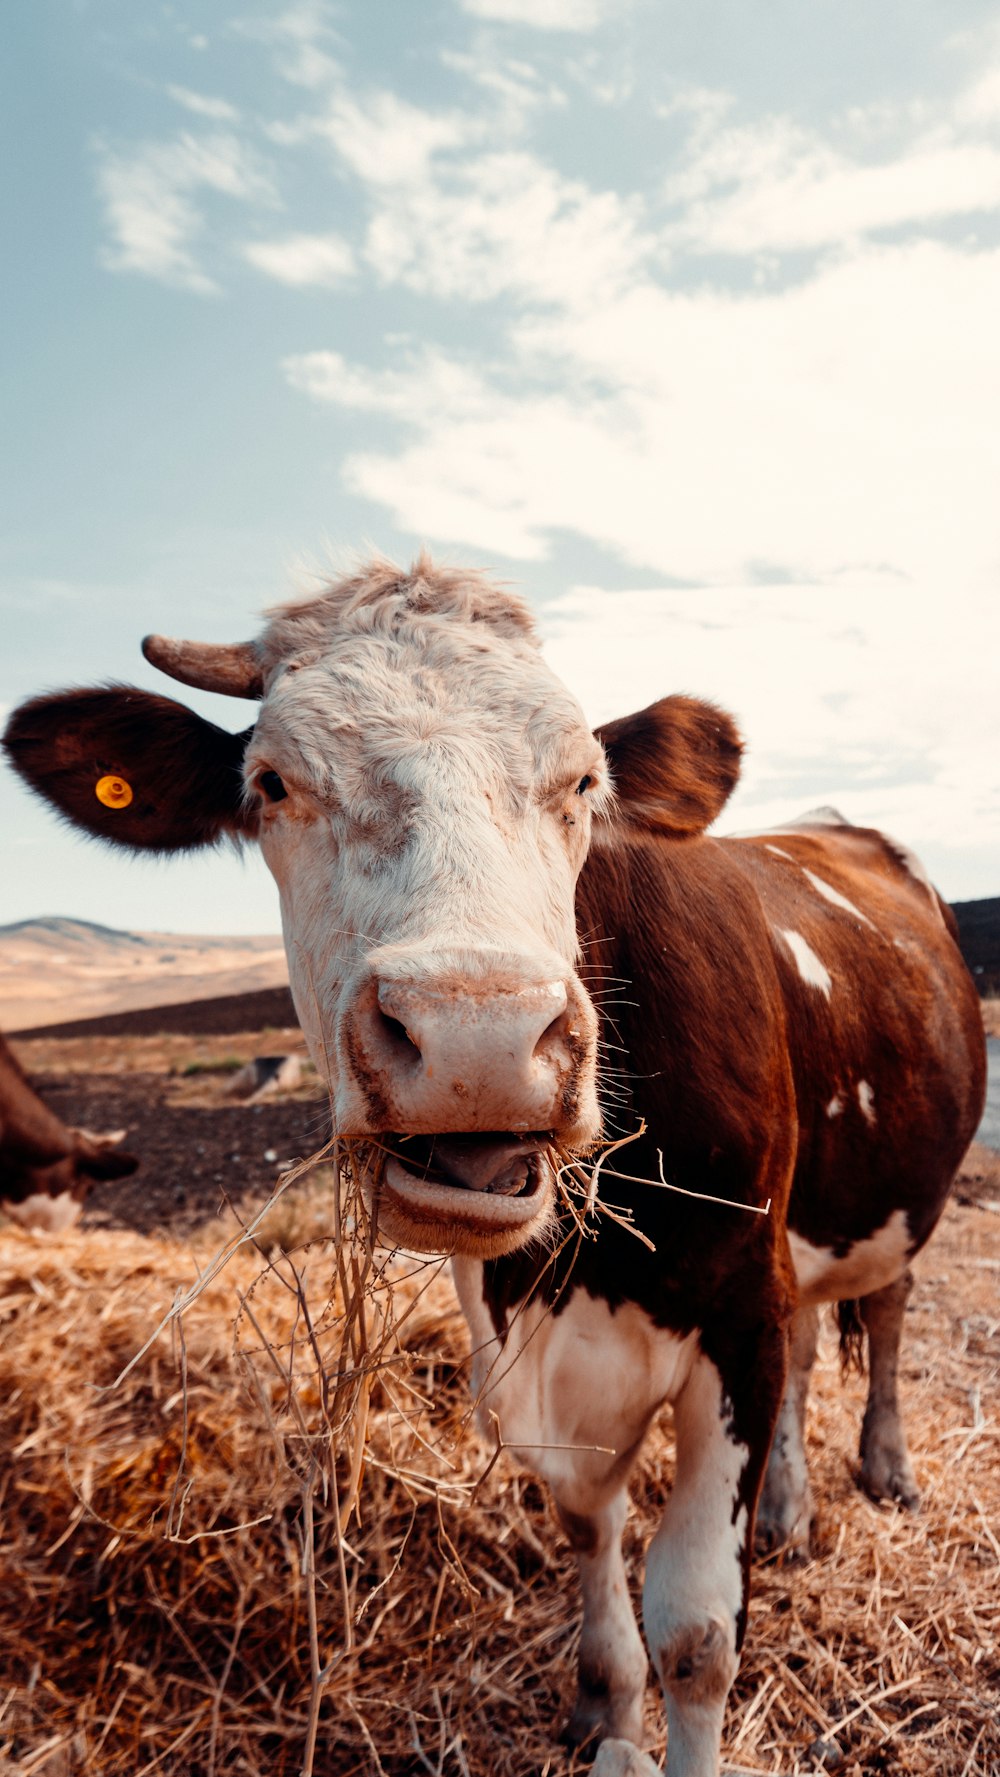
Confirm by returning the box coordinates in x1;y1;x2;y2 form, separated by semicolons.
452;1260;698;1494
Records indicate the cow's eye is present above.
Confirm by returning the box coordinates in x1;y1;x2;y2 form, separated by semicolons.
258;770;288;804
576;774;594;795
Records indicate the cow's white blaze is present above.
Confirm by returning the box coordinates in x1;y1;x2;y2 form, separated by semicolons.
778;928;832;998
241;565;609;1253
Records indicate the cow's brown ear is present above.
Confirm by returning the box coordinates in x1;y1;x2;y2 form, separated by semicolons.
2;686;257;853
595;695;742;837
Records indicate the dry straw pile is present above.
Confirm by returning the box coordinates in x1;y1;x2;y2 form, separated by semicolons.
1;1147;998;1777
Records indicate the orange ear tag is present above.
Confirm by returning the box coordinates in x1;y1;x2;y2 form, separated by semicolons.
95;775;134;809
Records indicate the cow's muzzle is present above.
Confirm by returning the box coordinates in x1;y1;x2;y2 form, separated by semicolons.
344;967;599;1146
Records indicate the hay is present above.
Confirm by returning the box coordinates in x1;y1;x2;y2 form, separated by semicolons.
1;1159;998;1777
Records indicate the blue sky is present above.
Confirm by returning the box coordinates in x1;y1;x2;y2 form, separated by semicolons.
2;0;998;934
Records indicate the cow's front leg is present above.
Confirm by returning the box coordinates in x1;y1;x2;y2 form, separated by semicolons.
644;1340;784;1777
553;1483;647;1748
755;1303;818;1557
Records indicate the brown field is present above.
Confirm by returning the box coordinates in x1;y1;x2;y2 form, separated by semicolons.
0;919;288;1035
1;1019;998;1777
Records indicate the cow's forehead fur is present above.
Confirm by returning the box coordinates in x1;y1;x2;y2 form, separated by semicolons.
250;556;595;808
260;554;538;660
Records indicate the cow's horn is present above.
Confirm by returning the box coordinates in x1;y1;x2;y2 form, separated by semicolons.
141;635;264;699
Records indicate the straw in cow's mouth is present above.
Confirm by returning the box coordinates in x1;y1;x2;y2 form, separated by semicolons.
381;1133;551;1198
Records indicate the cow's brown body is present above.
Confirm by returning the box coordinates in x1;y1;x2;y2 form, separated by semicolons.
2;557;986;1776
0;1032;138;1230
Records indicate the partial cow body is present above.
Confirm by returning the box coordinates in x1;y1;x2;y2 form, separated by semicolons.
0;1031;139;1230
2;556;985;1776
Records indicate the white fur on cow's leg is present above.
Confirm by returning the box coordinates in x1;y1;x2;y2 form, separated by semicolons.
755;1304;819;1558
592;1736;663;1777
555;1488;648;1749
643;1353;748;1777
858;1268;921;1510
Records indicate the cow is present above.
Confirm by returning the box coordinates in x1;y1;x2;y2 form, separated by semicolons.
0;1030;139;1231
2;556;986;1777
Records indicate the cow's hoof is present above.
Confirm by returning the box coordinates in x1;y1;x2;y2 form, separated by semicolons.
753;1514;811;1563
859;1456;921;1512
591;1738;662;1777
562;1689;644;1753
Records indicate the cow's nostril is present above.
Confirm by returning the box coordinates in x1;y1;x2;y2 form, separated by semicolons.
535;1011;570;1060
379;1011;421;1058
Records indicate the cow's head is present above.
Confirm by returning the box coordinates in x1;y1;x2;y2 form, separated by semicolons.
3;557;741;1256
2;1128;139;1233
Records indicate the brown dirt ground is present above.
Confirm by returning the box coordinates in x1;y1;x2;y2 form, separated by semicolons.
8;1023;327;1235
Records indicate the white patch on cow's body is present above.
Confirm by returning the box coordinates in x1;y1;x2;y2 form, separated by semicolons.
2;1190;81;1233
802;868;876;929
826;1093;844;1118
857;1079;877;1125
788;1207;911;1304
452;1261;697;1494
765;843;795;861
777;927;832;998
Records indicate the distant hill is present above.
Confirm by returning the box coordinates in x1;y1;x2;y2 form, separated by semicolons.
0;917;288;1032
0;916;149;949
952;897;1000;998
11;983;298;1040
1;895;996;1037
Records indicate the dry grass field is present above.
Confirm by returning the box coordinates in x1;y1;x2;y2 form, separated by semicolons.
0;1020;997;1777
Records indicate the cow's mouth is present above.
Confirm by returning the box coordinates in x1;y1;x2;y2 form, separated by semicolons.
372;1133;555;1256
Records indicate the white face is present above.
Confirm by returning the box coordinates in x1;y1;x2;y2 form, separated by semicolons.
242;578;609;1258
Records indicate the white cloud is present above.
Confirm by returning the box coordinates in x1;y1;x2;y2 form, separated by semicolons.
958;63;1000;123
540;582;1000;897
284;346;631;557
666;126;1000;255
459;0;614;29
289;80;648;309
282;238;1000;591
285;347;491;418
440;48;568;125
232;1;342;89
167;85;241;122
97;133;275;292
360;147;649;307
319;90;475;187
242;230;354;286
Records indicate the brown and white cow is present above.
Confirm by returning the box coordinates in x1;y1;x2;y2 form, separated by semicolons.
0;1031;139;1230
2;557;986;1777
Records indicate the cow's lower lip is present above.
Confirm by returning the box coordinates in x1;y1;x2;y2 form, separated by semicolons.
373;1133;555;1253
